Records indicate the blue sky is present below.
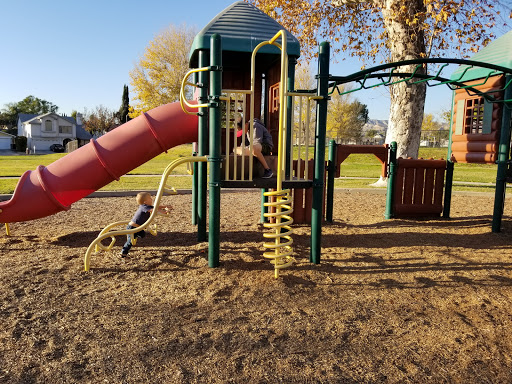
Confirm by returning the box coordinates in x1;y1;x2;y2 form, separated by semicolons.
0;0;509;121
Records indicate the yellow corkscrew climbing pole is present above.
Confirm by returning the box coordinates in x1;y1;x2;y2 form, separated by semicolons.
252;30;295;278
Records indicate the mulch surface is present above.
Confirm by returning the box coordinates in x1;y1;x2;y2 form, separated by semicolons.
2;190;512;383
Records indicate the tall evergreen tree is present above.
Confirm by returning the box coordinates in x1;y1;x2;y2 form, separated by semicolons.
119;84;130;123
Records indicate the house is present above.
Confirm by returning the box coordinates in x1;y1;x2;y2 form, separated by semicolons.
0;131;15;150
17;112;92;151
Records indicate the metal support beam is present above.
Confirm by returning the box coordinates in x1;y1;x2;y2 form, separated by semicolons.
208;34;222;267
310;42;329;264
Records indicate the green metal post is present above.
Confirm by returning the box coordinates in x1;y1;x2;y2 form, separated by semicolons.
208;34;222;267
310;41;330;264
192;145;198;225
442;160;454;218
446;90;455;160
197;50;209;241
442;90;456;219
326;139;336;222
492;74;512;233
385;141;397;219
285;57;296;179
191;72;198;225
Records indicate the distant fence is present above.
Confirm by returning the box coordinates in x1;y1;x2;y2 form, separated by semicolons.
66;140;78;153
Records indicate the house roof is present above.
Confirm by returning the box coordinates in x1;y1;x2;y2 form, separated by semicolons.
18;113;39;124
19;112;78;125
0;131;15;138
19;112;58;124
189;1;300;67
451;30;512;82
76;125;92;140
62;116;77;125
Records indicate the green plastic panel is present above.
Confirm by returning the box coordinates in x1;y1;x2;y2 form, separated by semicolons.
455;100;465;135
451;30;512;82
482;99;493;134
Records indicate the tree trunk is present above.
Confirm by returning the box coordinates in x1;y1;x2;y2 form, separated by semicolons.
382;0;427;159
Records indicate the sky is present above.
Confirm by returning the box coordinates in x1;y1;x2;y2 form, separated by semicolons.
0;0;510;121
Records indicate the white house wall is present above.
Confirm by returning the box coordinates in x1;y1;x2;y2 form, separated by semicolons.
17;121;26;136
30;123;41;137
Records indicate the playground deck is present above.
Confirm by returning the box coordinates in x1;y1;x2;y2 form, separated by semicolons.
1;190;512;383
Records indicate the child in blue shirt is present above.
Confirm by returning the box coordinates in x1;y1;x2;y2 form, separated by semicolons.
120;192;170;257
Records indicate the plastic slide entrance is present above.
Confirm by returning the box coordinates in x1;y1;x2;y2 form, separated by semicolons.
0;102;198;224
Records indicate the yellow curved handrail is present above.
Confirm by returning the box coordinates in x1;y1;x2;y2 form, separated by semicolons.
179;67;209;115
84;156;208;271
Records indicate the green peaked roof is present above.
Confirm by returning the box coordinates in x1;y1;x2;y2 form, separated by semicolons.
189;1;300;67
451;30;512;81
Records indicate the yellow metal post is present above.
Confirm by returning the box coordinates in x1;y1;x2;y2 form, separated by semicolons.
251;30;296;278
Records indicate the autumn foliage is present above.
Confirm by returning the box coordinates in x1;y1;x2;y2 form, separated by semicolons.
248;0;509;63
129;24;197;118
248;0;509;158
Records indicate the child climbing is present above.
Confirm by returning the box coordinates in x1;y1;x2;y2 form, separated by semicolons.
236;118;274;178
120;192;171;257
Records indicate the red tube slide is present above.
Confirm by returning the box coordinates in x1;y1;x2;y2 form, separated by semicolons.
0;102;198;223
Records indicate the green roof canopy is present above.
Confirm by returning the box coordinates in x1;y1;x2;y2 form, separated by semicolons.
189;1;300;68
451;30;512;81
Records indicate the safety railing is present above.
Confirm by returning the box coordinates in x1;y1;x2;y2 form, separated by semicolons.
222;89;252;181
287;92;322;181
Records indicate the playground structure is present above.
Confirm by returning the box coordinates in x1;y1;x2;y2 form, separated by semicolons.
1;2;512;277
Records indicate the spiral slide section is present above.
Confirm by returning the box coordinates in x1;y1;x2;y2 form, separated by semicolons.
0;102;198;223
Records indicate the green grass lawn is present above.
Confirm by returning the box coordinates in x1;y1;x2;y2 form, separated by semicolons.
337;148;498;184
0;153;67;176
99;176;193;191
128;145;195;175
0;145;502;194
0;144;195;177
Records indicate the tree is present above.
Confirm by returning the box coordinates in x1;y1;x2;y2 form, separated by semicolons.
421;113;442;131
249;0;510;158
366;129;379;139
82;105;118;136
118;85;131;123
327;90;369;143
129;24;197;117
0;95;59;129
420;112;449;146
